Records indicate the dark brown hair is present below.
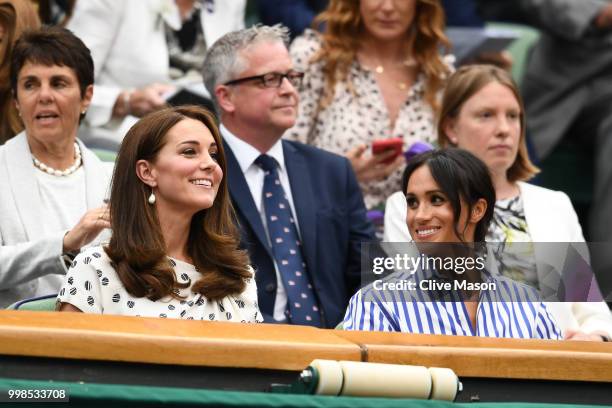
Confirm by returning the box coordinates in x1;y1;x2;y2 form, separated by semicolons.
10;25;93;98
105;105;251;301
0;0;40;142
402;148;495;242
312;0;450;110
437;64;539;182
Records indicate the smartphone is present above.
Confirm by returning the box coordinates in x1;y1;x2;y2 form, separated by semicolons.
372;138;404;165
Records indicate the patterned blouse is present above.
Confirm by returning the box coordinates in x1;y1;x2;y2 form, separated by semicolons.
285;29;453;209
57;246;263;323
486;195;539;289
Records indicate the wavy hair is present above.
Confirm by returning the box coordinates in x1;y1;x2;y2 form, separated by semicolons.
311;0;450;110
105;105;251;301
0;0;39;143
437;64;539;182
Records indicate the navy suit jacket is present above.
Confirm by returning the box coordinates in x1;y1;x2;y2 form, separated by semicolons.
223;139;376;328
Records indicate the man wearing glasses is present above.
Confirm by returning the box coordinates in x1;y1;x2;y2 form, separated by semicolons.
203;25;375;328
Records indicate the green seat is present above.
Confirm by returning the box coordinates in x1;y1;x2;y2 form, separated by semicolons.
486;22;540;85
91;148;117;162
7;294;57;311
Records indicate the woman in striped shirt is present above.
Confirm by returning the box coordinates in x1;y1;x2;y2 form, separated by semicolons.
343;149;561;339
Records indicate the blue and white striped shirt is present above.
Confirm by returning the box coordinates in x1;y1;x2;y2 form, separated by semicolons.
342;268;562;339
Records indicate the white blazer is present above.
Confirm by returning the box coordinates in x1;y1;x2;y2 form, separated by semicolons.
68;0;246;142
0;132;112;307
383;182;612;337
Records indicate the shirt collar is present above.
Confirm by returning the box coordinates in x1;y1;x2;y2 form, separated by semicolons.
220;124;286;174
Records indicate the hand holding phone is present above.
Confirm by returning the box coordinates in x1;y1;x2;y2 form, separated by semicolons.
372;138;404;165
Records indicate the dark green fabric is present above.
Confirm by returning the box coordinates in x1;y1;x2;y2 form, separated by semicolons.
0;377;601;408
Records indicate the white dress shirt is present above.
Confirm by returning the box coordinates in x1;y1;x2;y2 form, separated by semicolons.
221;125;302;321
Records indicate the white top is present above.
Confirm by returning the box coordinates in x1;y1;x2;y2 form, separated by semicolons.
221;124;300;322
35;166;87;236
0;132;112;308
67;0;246;143
57;246;263;323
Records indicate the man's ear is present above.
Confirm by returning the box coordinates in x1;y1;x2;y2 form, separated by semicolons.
470;198;487;224
215;85;235;114
443;118;459;146
136;160;157;187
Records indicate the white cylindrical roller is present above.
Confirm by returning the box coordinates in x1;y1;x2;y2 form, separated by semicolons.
428;367;460;401
310;359;343;396
338;361;432;399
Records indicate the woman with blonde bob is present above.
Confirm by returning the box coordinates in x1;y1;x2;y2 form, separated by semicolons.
58;106;263;322
385;65;612;341
285;0;452;209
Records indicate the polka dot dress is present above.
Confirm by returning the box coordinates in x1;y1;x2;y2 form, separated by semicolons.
57;246;263;323
284;29;454;209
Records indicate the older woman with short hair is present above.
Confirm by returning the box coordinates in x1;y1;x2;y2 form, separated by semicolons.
0;26;111;307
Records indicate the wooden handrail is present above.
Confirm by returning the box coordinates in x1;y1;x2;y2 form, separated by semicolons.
1;310;611;381
0;311;361;370
334;330;612;353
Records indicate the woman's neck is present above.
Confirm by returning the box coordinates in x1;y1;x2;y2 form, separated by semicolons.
358;33;414;64
29;137;76;170
157;206;193;263
491;171;520;200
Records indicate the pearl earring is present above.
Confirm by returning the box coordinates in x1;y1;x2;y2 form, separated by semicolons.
148;191;156;205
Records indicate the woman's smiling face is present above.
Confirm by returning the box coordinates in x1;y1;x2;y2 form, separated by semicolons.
405;164;475;243
144;118;223;216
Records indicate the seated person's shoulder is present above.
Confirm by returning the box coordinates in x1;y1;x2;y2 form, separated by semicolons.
70;246;112;271
519;181;569;201
291;29;323;51
290;29;324;63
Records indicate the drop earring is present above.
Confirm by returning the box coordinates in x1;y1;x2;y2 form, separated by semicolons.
148;191;156;205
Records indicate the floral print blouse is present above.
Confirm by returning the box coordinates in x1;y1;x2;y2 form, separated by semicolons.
284;29;453;209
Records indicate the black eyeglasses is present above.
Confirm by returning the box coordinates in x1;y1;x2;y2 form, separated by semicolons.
224;71;304;89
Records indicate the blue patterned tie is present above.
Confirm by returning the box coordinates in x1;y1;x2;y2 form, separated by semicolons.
255;154;322;327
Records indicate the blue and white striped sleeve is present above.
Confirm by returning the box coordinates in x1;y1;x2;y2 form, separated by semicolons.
342;289;395;331
535;301;562;340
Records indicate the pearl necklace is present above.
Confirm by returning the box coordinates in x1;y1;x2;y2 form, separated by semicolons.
32;143;82;177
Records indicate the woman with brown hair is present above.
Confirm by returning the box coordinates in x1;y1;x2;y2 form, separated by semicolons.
384;64;612;341
285;0;452;209
0;0;40;143
58;106;262;322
